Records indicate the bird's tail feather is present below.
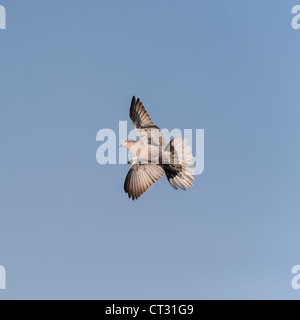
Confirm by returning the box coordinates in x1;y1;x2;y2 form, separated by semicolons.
163;137;195;190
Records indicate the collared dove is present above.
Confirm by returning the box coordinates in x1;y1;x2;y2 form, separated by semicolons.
120;96;195;200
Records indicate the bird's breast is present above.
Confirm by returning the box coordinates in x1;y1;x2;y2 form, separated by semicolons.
129;142;160;163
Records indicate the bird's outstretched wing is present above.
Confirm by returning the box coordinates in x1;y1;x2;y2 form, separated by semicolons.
130;96;166;147
124;160;164;200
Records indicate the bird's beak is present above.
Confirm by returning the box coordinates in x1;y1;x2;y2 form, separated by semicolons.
119;144;123;148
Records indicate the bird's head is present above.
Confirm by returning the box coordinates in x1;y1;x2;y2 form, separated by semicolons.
120;139;136;148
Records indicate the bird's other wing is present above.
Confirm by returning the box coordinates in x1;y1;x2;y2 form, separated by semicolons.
130;96;166;147
124;161;165;200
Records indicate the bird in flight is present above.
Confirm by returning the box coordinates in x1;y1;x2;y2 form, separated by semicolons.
120;96;195;200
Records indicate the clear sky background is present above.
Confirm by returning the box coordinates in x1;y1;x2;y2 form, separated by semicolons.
0;0;300;300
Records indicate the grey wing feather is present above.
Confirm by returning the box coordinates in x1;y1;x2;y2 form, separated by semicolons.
124;162;165;200
130;96;166;147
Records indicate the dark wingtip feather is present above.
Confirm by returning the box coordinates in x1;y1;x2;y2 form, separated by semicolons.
131;96;136;107
130;96;136;119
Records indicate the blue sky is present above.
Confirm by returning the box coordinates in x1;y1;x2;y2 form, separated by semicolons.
0;0;300;300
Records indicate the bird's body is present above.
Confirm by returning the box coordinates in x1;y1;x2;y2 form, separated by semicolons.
120;96;195;200
126;140;174;165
